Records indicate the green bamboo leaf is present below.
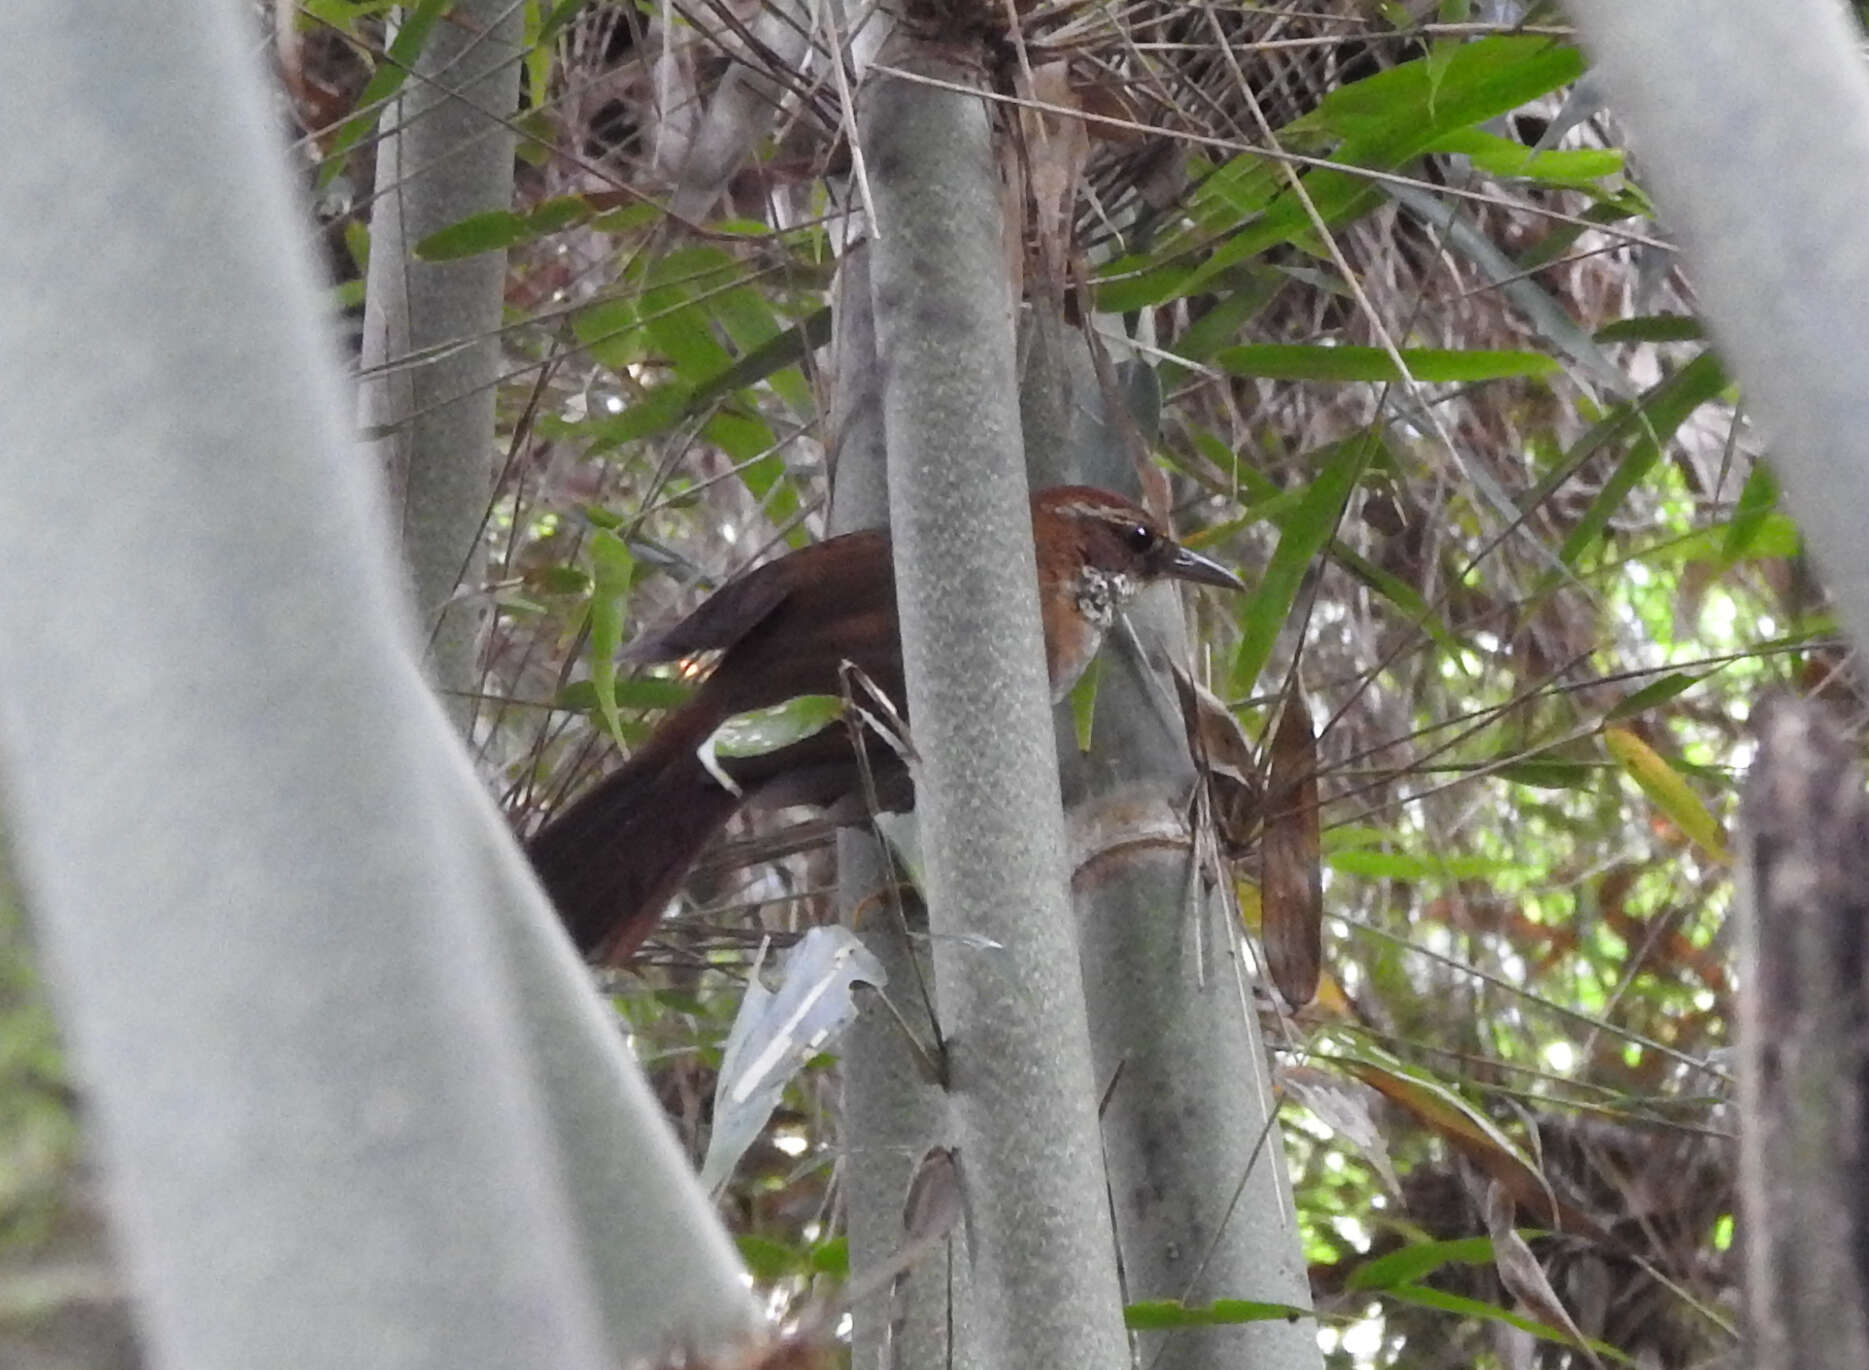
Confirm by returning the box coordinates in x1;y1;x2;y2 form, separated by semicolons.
552;676;691;714
1634;511;1799;566
1722;459;1778;562
536;0;590;46
1100;38;1586;310
710;696;845;758
700;696;845;794
1230;436;1376;695
587;530;636;746
1347;1236;1496;1292
1605;671;1709;722
1427;127;1624;188
580;382;692;452
808;1236;849;1277
1068;652;1102;753
1162;270;1286;378
1216;343;1556;384
408;195;588;260
734;1234;799;1280
641;248;739;382
1495;757;1597;789
316;0;450;187
1125;1299;1318;1329
1326;541;1460;651
1423;2;1470;113
1327;850;1524;881
414;209;527;261
1552;350;1729;569
302;0;396;24
1379;1286;1636;1365
1603;726;1730;862
1096;259;1199;315
1592;315;1705;344
687;307;833;413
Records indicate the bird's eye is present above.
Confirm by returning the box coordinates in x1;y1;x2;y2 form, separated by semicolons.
1124;523;1157;553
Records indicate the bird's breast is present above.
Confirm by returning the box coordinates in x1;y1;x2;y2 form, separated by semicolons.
1044;599;1107;701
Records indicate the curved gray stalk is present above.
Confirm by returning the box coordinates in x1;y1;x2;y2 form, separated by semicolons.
1023;333;1320;1370
1564;5;1869;1365
1565;1;1869;648
358;0;522;729
832;241;954;1370
0;5;757;1367
670;0;812;220
862;44;1129;1370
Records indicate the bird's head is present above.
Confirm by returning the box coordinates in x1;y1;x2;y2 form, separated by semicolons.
1031;485;1244;695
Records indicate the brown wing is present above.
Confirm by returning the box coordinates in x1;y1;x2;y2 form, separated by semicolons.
621;529;891;666
683;530;903;721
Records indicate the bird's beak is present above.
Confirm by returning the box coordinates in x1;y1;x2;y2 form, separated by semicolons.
1163;541;1246;592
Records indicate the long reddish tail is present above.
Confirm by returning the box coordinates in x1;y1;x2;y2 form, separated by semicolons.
526;713;741;963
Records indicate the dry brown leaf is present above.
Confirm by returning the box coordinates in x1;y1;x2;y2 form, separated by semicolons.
1173;668;1260;856
1280;1064;1399;1195
1484;1183;1604;1369
1262;697;1323;1009
1349;1059;1607;1240
1018;62;1090;291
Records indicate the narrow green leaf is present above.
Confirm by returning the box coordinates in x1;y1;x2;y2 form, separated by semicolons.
1102;39;1585;310
1553;350;1729;569
1423;0;1470;114
687;307;833;413
316;0;450;187
415;198;594;261
536;0;590;46
522;1;552;116
414;209;529;260
1096;259;1198;315
734;1234;799;1280
1603;726;1730;862
641;247;740;381
587;530;636;746
1230;436;1376;694
1162;271;1286;378
1326;541;1460;651
583;383;693;452
553;675;691;714
1495;757;1598;789
1722;460;1778;562
1216;344;1556;383
1604;671;1709;722
809;1237;849;1277
1643;512;1799;565
710;696;845;759
701;410;778;465
1124;1298;1318;1329
574;296;647;372
1346;1235;1496;1292
1327;850;1524;881
1380;1285;1636;1365
1069;652;1102;753
302;0;397;25
1592;315;1705;344
1427;127;1624;188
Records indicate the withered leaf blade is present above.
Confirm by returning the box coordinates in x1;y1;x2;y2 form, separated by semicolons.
1173;666;1260;857
1262;697;1323;1009
1484;1183;1604;1369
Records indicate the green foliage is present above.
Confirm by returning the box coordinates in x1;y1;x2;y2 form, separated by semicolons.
0;884;79;1272
325;8;1780;1364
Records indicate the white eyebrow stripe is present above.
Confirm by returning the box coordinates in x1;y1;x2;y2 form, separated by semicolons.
1052;498;1139;522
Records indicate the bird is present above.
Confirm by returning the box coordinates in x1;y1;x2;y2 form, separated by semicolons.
526;484;1244;963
